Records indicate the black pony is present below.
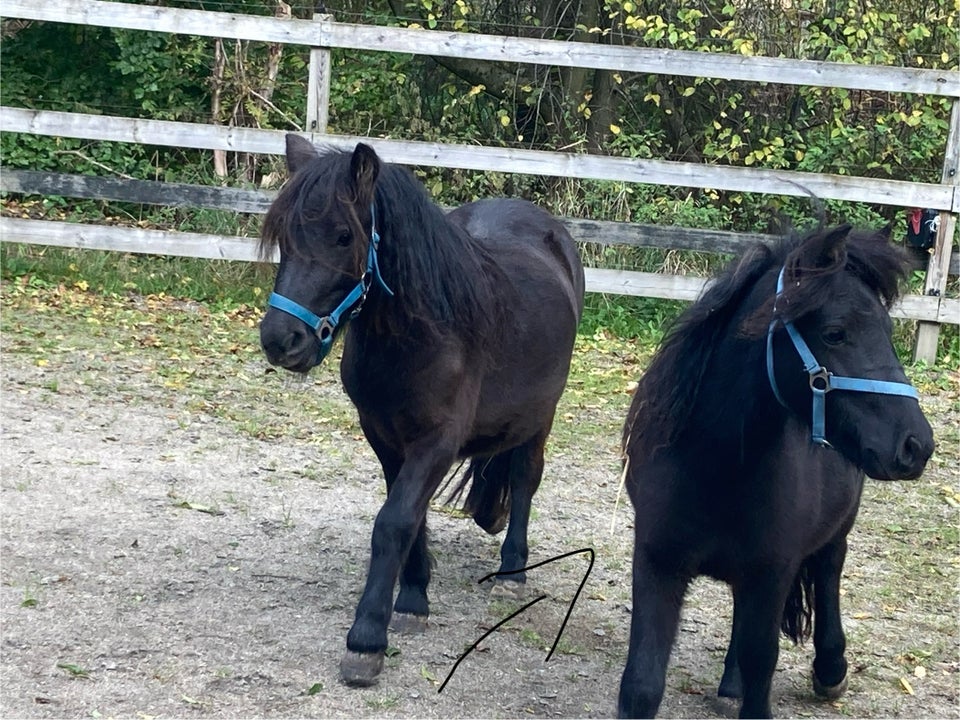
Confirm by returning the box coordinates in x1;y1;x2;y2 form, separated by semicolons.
617;225;934;718
259;135;585;686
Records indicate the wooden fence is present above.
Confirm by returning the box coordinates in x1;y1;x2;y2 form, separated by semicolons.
1;0;957;360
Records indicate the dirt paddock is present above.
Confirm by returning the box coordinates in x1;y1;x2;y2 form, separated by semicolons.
1;290;957;719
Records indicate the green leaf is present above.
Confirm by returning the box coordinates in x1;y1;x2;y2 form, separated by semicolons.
57;662;90;678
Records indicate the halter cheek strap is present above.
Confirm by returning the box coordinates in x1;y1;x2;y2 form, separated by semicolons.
766;266;919;445
267;203;393;363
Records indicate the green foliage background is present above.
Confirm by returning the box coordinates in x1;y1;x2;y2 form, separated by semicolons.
0;0;957;361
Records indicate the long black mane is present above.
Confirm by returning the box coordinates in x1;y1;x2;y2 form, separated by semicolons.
259;147;506;350
623;225;909;456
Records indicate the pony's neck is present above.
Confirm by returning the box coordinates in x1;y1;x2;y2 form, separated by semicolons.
351;175;501;356
692;333;784;453
680;276;795;464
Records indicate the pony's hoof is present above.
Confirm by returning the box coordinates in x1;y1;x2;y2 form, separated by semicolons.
489;579;525;599
390;612;428;634
812;670;848;700
340;650;384;687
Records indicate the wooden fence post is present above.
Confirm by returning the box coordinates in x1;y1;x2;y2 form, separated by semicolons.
306;5;332;135
914;98;960;363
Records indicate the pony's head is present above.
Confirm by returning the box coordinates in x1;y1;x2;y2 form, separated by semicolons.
625;223;934;482
756;225;934;479
259;136;384;372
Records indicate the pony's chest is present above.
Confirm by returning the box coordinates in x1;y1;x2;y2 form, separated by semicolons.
638;456;862;582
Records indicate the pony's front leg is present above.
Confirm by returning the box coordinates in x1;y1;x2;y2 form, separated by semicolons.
810;539;849;699
732;570;794;719
617;547;688;718
497;431;548;587
361;433;431;634
340;445;454;686
718;592;744;698
391;519;431;632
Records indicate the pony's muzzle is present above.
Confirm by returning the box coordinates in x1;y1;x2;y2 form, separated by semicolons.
863;419;935;481
259;309;319;372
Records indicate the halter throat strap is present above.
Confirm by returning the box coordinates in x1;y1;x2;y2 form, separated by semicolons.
267;203;393;362
765;266;918;445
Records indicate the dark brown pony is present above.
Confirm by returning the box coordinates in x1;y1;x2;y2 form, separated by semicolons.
259;135;585;686
618;225;934;718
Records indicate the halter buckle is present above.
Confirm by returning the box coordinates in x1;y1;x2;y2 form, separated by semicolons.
808;368;832;394
317;317;336;342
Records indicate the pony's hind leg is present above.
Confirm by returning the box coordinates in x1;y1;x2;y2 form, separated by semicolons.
809;539;849;699
391;518;430;633
495;432;548;587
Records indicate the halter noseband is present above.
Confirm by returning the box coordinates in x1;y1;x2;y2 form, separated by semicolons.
765;266;918;445
267;203;393;363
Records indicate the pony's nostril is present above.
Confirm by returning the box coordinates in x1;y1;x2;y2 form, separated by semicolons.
897;434;932;474
284;327;307;352
260;316;313;367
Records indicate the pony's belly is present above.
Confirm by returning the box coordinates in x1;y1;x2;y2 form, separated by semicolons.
459;417;546;457
459;431;513;458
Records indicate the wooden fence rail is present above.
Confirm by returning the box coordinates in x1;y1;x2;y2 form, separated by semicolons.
3;169;955;273
0;0;957;359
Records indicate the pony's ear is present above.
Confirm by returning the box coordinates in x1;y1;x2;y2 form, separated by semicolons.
285;134;318;174
878;222;893;240
798;223;851;272
817;224;852;267
782;223;851;296
350;143;380;205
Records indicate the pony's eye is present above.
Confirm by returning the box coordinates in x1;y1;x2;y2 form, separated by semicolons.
822;327;846;345
335;231;351;247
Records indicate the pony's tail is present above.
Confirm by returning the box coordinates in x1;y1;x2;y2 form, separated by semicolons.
781;561;815;644
445;454;511;535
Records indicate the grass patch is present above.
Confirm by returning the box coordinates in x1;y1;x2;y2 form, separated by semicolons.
1;242;272;310
2;243;955;457
3;240;957;367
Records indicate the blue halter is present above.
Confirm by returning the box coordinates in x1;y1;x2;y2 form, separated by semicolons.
765;266;919;445
267;203;393;363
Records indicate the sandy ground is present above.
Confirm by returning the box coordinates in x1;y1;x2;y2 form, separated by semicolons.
1;343;958;719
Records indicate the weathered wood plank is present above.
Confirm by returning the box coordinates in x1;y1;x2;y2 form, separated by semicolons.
2;0;956;97
0;216;262;262
320;21;960;99
584;268;706;301
0;169;276;214
306;13;333;134
1;217;950;324
3;109;955;211
1;169;770;251
565;217;773;254
897;294;959;324
4;170;956;272
937;297;960;325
